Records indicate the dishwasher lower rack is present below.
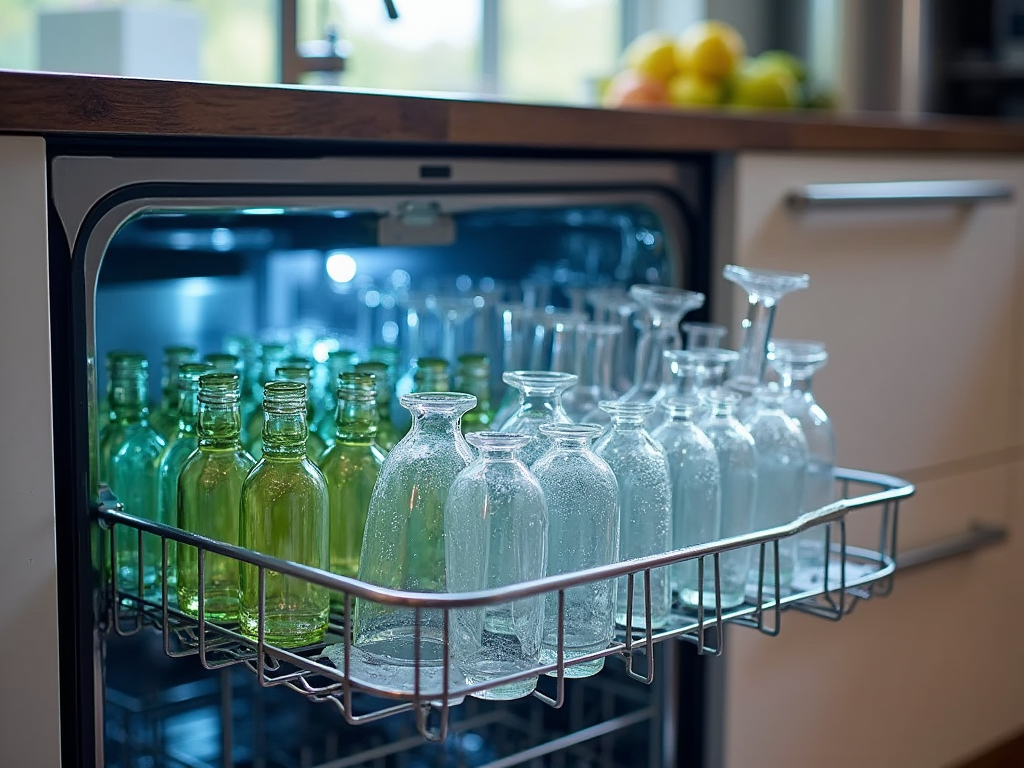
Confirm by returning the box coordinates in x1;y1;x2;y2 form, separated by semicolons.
96;468;912;742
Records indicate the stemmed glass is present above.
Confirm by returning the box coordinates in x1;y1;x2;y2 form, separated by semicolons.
586;288;637;393
493;302;533;426
561;322;621;424
682;322;728;350
723;265;809;395
619;285;705;404
428;295;478;368
497;371;577;467
648;350;703;428
395;292;433;403
769;340;836;584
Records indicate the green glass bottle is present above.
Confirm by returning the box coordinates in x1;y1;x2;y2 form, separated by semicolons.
354;361;399;453
99;351;145;483
156;362;212;592
150;345;198;442
412;357;451;393
247;363;328;462
204;352;241;375
242;342;289;452
225;334;258;398
104;355;167;596
455;353;493;434
239;381;330;647
315;349;359;443
369;343;400;387
319;372;384;607
177;373;256;621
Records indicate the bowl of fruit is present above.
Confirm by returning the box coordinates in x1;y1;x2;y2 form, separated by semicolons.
603;20;833;112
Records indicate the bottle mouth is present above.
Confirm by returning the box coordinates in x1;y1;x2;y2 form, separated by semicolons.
465;432;533;451
576;321;622;336
662;395;702;415
502;371;578;393
538;423;604;440
198;372;241;404
702;386;742;407
753;382;789;404
693;349;739;366
399;391;476;414
263;380;306;412
723;264;810;301
598;400;655;418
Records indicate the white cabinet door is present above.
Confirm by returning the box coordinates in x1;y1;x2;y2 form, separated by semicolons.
715;153;1024;768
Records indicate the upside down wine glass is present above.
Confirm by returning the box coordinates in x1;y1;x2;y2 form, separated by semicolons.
619;285;705;404
497;371;577;467
723;265;809;396
560;322;621;425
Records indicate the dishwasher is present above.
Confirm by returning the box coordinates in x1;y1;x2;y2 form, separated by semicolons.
19;145;910;768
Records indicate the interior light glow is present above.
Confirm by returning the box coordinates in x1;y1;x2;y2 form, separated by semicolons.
382;321;399;343
210;228;235;252
326;251;358;284
241;207;285;215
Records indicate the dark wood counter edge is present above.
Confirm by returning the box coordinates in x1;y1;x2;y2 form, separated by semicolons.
3;70;1024;153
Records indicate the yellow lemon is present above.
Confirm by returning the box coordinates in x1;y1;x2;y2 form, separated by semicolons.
730;59;800;109
675;20;746;81
667;72;723;107
623;31;679;83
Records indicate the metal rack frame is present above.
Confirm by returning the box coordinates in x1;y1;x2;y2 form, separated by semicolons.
96;468;912;742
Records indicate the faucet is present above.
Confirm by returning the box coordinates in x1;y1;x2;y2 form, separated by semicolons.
279;0;399;84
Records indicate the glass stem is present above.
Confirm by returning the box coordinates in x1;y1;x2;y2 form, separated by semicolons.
734;297;776;390
594;335;614;394
634;320;677;392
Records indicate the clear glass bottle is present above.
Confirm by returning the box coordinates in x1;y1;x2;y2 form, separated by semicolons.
742;384;808;595
395;291;433;406
454;353;493;434
315;348;359;441
594;401;672;629
698;389;757;609
156;361;212;591
694;349;739;390
354;360;399;453
105;355;167;597
239;381;330;648
319;372;384;606
561;322;621;425
497;371;577;467
150;345;198;442
241;342;289;451
723;265;809;396
585;288;637;394
531;424;619;678
177;373;256;621
769;340;836;583
445;432;547;700
352;392;476;695
651;397;721;608
682;322;727;350
412;356;451;393
618;285;704;404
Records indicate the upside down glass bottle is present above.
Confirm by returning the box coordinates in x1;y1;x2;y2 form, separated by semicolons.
531;424;619;678
150;345;198;442
319;372;384;608
239;381;330;647
444;432;547;700
595;402;672;629
103;354;167;597
352;392;476;695
156;361;212;593
177;373;256;621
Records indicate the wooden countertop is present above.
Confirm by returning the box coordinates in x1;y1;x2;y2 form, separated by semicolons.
3;70;1024;153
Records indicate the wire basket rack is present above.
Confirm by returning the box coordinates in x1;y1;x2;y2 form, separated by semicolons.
96;467;913;742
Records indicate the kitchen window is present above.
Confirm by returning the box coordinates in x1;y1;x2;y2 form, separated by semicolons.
0;0;623;105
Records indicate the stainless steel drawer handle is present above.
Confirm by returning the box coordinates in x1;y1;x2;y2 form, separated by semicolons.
897;522;1007;572
787;180;1014;209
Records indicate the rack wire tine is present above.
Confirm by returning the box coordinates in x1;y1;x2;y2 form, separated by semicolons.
136;527;145;602
162;536;174;656
532;588;565;709
821;522;839;615
342;592;354;724
110;524;141;637
198;547;212;669
766;540;782;637
413;606;423;713
838;517;849;614
257;566;268;688
712;553;723;657
696;557;706;655
624;571;635;646
754;542;767;632
624;570;655;684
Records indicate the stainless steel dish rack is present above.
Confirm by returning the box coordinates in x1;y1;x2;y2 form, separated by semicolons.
95;468;913;742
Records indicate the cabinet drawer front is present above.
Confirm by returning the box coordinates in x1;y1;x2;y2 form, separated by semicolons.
726;462;1021;768
720;154;1022;476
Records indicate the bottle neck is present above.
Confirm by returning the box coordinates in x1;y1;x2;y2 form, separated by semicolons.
336;397;379;444
518;390;564;418
263;409;308;458
410;410;463;440
477;448;516;462
578;333;615;391
457;373;490;409
110;377;149;424
176;385;201;436
732;296;776;391
610;416;645;432
551;436;592;452
198;400;243;449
